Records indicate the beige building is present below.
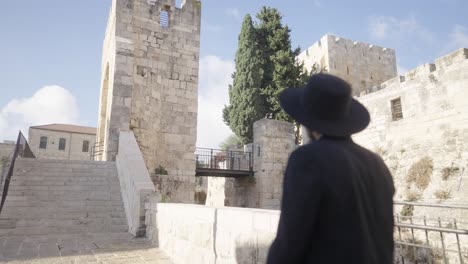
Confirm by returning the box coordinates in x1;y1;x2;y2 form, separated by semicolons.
28;124;97;160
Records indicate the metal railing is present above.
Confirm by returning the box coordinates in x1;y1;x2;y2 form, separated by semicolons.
0;131;35;216
394;201;468;264
90;141;104;161
195;148;253;172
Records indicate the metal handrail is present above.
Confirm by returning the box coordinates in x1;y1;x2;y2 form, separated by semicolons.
394;203;468;264
0;131;35;215
395;201;468;210
195;148;253;172
90;141;105;161
395;222;468;235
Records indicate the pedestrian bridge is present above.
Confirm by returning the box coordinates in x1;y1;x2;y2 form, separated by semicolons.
195;148;254;178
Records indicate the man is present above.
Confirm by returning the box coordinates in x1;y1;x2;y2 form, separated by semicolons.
267;74;395;264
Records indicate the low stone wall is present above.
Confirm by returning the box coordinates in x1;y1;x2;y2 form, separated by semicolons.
116;131;155;237
145;203;280;264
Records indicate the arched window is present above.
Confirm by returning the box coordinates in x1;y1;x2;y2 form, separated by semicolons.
39;136;48;149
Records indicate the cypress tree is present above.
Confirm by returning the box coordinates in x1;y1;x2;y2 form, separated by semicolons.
224;7;316;144
256;7;308;121
223;14;267;144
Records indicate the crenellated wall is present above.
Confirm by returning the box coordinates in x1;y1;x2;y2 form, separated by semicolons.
353;48;468;206
298;34;398;96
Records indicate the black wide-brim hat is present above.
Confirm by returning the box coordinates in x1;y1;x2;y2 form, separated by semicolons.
280;73;370;137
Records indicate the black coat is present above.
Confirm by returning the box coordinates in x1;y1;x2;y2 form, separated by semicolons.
267;136;395;264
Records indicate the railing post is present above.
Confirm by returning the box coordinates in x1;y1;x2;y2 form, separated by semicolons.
210;149;213;169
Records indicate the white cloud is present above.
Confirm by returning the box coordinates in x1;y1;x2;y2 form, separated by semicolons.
225;8;241;21
368;15;433;42
0;86;79;141
447;24;468;51
197;56;235;149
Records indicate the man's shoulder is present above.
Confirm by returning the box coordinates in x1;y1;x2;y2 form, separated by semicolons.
294;138;381;162
290;141;329;162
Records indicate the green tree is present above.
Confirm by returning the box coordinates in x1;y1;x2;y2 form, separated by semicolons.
256;7;308;121
224;7;317;144
223;14;267;144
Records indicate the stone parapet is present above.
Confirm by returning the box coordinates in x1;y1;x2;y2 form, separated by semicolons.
145;203;279;264
116;131;156;237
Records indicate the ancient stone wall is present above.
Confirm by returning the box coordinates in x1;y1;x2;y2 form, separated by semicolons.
210;119;295;209
298;34;398;96
353;48;468;207
97;0;201;203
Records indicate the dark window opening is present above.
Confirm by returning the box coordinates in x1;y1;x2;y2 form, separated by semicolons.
160;7;170;28
391;98;403;121
59;138;66;151
347;66;350;75
39;136;48;149
82;141;90;153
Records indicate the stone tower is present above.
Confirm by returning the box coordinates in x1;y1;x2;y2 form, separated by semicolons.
298;34;398;96
96;0;201;202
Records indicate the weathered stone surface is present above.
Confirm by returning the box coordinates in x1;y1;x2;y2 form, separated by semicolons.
298;34;398;96
116;131;155;237
145;203;279;264
97;0;201;204
353;48;468;213
0;159;127;236
0;233;172;264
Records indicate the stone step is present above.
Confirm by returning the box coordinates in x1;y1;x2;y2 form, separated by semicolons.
0;158;130;237
0;210;126;220
2;195;122;203
12;172;117;178
5;188;121;197
0;224;129;236
9;180;120;187
13;218;128;227
13;169;117;174
0;208;125;217
15;158;116;166
3;185;122;192
0;202;125;211
0;199;124;208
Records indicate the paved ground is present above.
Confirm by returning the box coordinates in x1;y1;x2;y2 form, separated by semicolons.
0;233;172;264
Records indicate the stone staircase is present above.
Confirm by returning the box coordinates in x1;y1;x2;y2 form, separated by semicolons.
0;158;128;236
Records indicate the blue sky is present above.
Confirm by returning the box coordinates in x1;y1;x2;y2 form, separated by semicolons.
0;0;467;147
